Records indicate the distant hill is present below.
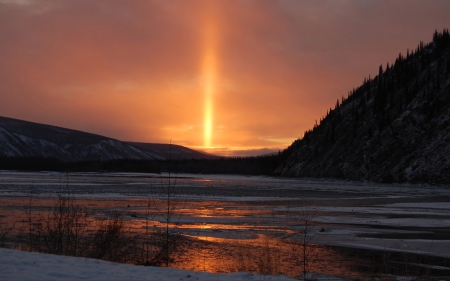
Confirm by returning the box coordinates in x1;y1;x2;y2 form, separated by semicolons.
126;142;220;160
276;29;450;185
0;116;217;162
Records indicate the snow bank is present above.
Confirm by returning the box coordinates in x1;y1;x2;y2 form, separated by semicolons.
0;248;296;281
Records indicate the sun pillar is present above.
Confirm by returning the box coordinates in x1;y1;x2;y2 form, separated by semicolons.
202;15;217;148
204;67;214;148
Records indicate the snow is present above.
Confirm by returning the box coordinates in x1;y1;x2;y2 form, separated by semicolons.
0;248;300;281
385;202;450;209
332;240;450;259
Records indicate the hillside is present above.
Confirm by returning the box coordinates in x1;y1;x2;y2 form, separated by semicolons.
276;30;450;185
127;142;219;160
0;116;215;162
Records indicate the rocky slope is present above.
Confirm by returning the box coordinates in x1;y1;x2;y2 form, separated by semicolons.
276;30;450;185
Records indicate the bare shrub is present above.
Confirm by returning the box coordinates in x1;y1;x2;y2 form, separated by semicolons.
40;186;88;256
295;210;318;280
256;235;282;276
138;151;187;267
0;213;18;248
138;197;186;266
158;173;185;267
23;184;44;252
88;211;135;263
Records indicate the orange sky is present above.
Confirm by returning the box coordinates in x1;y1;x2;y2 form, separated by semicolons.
1;0;449;156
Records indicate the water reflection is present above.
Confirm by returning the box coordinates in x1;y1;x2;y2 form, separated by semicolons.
175;233;371;278
0;195;377;279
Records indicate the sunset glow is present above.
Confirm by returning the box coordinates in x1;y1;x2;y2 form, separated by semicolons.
1;0;449;156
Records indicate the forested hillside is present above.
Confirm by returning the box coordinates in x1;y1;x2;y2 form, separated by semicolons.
276;30;450;184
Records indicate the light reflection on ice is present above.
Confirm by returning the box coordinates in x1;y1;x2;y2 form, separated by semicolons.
1;171;450;278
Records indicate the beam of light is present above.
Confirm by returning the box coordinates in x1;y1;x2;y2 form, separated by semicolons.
203;12;217;149
203;53;215;148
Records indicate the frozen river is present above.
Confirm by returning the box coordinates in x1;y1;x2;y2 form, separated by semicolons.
1;171;450;279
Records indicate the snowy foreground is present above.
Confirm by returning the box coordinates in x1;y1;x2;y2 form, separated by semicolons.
0;248;352;281
0;248;302;281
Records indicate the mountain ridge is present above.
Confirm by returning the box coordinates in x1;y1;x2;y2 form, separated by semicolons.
0;116;217;162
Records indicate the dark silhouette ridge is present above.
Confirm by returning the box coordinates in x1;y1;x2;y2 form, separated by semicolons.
276;29;450;184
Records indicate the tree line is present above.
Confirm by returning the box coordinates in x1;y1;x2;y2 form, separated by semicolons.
0;154;285;176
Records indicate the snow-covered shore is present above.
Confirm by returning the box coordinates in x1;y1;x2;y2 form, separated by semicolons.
0;248;301;281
